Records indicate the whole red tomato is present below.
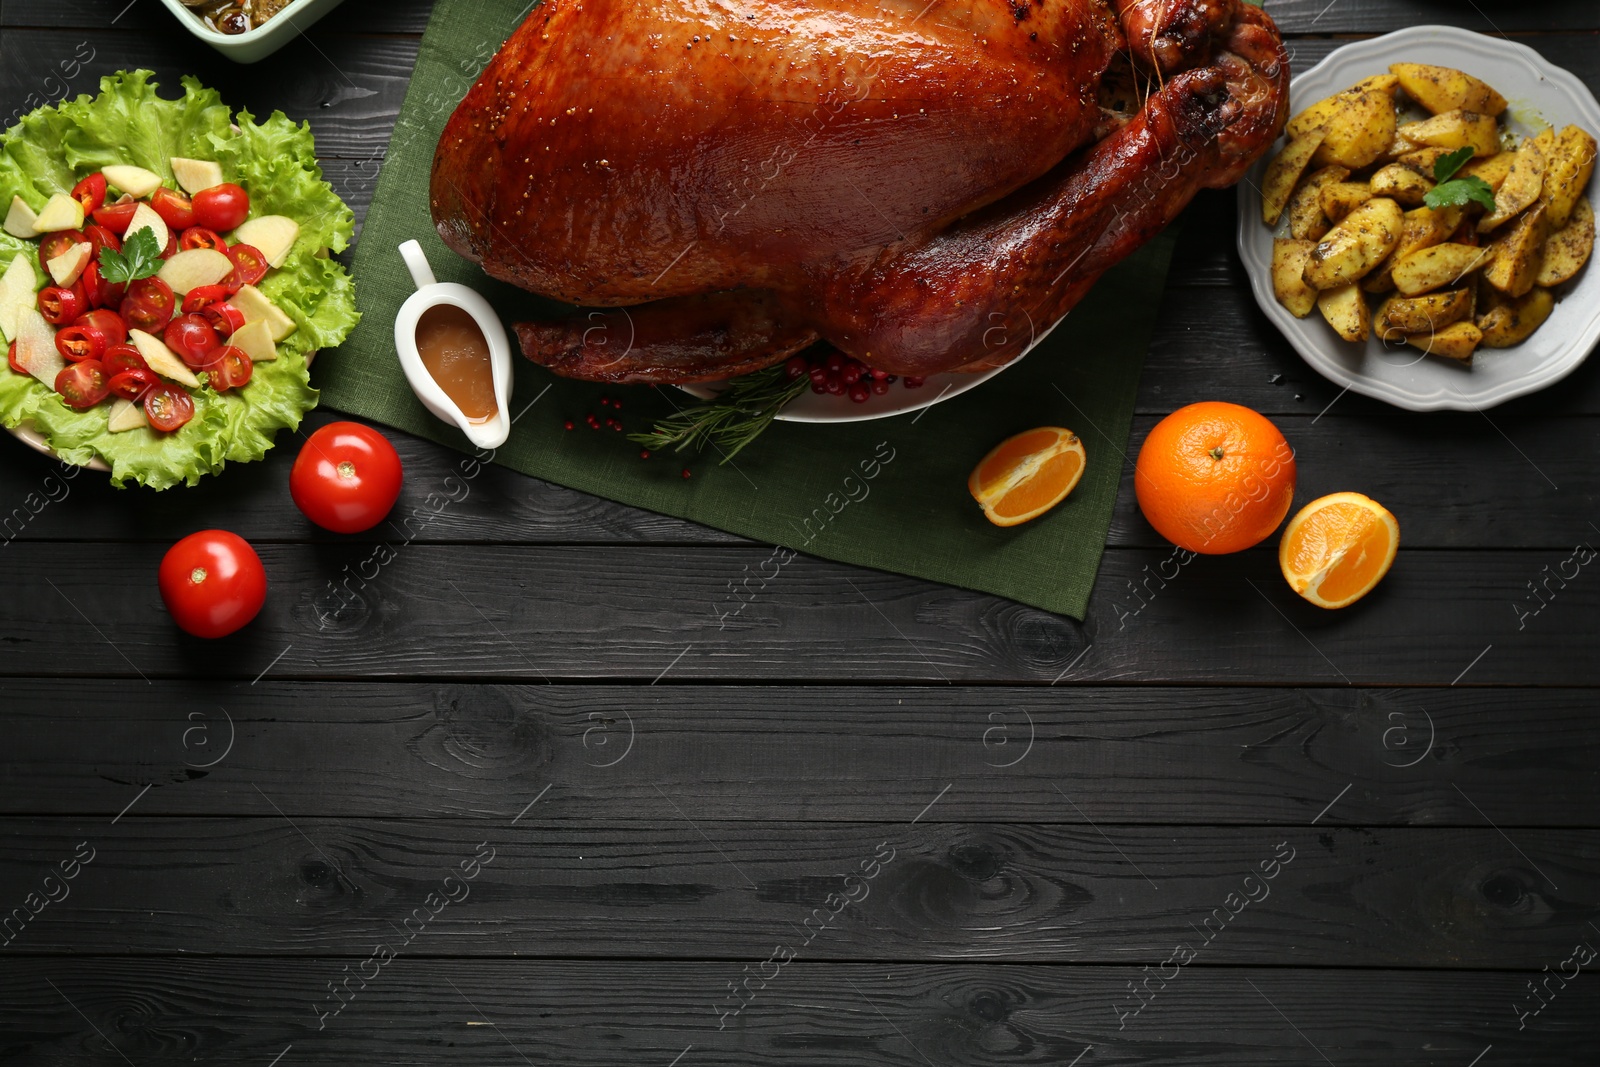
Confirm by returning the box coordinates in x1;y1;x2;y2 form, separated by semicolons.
159;530;267;638
290;422;403;533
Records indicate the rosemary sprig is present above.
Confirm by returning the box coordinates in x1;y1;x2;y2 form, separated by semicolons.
630;364;808;463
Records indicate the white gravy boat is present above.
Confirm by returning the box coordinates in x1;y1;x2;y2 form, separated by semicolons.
394;239;513;450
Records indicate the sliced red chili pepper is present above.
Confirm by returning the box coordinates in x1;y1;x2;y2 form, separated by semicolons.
181;284;232;315
71;173;107;216
55;323;108;363
200;301;245;336
179;226;228;253
39;283;88;326
7;341;24;376
108;367;157;401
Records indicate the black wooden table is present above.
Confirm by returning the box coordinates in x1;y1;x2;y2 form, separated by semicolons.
2;2;1597;1063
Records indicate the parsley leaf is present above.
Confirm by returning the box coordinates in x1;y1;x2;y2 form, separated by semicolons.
1425;175;1497;212
1432;146;1476;184
97;227;163;285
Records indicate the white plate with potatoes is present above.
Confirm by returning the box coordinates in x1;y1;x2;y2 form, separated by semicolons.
1236;25;1600;411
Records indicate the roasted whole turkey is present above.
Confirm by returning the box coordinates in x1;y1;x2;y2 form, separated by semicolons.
430;0;1289;382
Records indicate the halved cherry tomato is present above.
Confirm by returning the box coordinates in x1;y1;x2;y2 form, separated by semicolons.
102;343;148;376
55;323;108;363
71;173;107;216
207;346;252;391
55;360;110;409
201;301;245;336
37;230;86;273
108;367;157;401
182;284;232;315
76;308;128;347
165;313;223;369
7;341;24;375
158;529;266;638
92;195;138;235
289;422;404;534
144;383;195;432
80;261;126;311
82;223;122;261
39;283;87;325
161;231;179;260
193;183;250;232
179;226;227;253
150;188;197;232
223;243;268;289
120;277;176;334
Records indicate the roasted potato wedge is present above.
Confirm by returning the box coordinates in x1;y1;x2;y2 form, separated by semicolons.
1390;63;1508;117
1537;195;1594;287
1320;181;1374;222
1478;288;1555;348
1363;204;1465;293
1397;109;1500;157
1405;320;1483;362
1370;164;1433;207
1317;284;1371;343
1392;242;1493;296
1288;75;1401;140
1311;90;1400;171
1375;289;1473;338
1398;147;1454;177
1287;165;1351;242
1479;128;1551;232
1541;124;1598;230
1272;239;1319;317
1482;204;1547;297
1304;198;1404;290
1261;129;1328;226
1461;151;1516;191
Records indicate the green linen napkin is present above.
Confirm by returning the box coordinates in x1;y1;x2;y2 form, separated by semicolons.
313;0;1178;620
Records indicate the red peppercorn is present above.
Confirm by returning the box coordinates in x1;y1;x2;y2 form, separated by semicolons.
640;449;651;459
564;420;574;430
681;468;691;479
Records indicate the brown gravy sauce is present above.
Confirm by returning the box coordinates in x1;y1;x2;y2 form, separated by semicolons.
416;304;496;422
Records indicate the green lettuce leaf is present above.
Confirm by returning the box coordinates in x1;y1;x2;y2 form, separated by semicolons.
0;70;358;489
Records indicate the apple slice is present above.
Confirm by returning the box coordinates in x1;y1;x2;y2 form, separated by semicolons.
124;203;170;253
232;284;297;341
0;253;39;342
231;215;299;268
170;157;225;195
107;397;149;432
14;308;66;386
3;195;39;239
102;165;163;198
157;248;232;295
33;193;85;233
129;328;201;388
46;242;93;288
229;318;277;363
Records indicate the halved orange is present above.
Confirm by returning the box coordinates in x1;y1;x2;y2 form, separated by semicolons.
1279;492;1399;609
968;426;1086;527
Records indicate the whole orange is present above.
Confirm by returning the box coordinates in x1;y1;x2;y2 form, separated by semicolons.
1135;401;1297;554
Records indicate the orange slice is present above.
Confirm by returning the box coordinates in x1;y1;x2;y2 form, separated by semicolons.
968;426;1086;527
1278;492;1399;609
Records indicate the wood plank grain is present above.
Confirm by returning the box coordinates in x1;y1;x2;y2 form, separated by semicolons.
0;544;1593;684
2;959;1588;1066
4;681;1592;825
0;818;1593;964
0;28;416;159
4;407;1596;549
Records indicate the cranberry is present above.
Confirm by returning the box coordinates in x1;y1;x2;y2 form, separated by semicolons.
810;380;828;394
849;383;871;403
841;365;861;384
809;367;828;384
564;420;574;430
824;351;845;373
785;356;809;380
640;449;651;459
870;368;890;381
871;380;891;395
825;378;845;395
904;376;926;388
681;468;692;479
